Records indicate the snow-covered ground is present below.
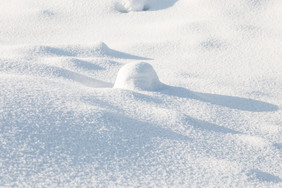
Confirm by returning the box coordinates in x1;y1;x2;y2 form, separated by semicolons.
1;0;282;187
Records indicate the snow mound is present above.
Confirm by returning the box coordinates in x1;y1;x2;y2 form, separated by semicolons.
114;62;163;91
116;0;148;12
115;0;179;12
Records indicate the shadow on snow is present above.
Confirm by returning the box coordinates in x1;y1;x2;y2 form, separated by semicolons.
160;85;279;112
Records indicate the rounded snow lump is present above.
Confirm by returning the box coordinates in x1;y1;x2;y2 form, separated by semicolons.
121;0;147;12
114;62;162;91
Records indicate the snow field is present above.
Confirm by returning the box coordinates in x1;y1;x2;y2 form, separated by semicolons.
0;0;282;187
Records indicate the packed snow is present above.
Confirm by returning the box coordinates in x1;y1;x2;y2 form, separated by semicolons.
0;0;282;187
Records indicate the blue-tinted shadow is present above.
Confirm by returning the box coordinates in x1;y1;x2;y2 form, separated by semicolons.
160;86;278;112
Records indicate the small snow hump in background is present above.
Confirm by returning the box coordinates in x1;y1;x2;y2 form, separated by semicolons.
116;0;148;13
114;62;163;91
115;0;179;12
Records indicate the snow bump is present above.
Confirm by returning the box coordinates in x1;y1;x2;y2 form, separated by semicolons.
116;0;149;13
114;62;163;91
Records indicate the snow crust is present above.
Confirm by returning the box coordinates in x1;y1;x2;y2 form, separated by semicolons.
1;0;282;187
114;62;162;91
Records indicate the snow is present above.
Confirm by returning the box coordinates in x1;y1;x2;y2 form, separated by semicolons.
117;0;148;12
114;62;163;91
1;0;282;187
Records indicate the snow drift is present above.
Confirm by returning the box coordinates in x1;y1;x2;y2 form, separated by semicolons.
1;0;282;187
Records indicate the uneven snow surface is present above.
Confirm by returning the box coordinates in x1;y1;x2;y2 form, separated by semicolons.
1;0;282;187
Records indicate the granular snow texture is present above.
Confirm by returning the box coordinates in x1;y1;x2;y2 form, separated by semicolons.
0;0;282;187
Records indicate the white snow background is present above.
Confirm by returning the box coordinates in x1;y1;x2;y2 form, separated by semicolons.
0;0;282;187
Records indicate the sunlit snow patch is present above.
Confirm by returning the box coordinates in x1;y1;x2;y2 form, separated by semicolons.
114;62;163;91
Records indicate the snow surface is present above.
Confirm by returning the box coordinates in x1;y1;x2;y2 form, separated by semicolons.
1;0;282;187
